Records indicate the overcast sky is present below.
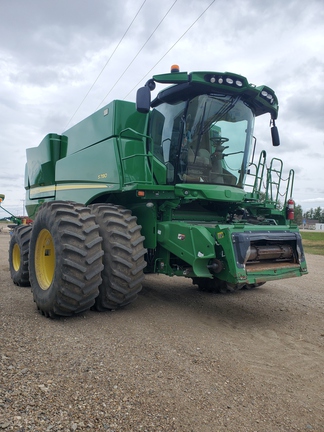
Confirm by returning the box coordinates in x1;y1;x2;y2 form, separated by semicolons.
1;0;323;216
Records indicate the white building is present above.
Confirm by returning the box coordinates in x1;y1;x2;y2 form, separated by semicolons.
315;223;324;231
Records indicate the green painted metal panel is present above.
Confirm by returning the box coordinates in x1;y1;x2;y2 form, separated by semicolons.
63;100;148;156
174;184;246;202
118;136;153;185
157;221;216;277
56;138;121;186
26;133;67;190
129;202;158;249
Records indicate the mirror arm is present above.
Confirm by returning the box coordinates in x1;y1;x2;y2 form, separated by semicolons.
145;79;156;91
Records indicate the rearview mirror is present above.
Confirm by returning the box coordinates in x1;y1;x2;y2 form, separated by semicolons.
271;126;280;146
136;86;151;114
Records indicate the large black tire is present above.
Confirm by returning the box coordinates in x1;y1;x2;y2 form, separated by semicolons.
89;203;147;311
9;224;32;286
29;201;104;318
243;282;266;290
193;277;265;293
192;277;244;294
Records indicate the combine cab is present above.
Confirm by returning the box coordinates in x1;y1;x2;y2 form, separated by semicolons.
9;66;307;317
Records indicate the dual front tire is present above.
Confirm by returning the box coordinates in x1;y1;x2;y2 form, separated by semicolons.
89;204;147;311
28;201;104;317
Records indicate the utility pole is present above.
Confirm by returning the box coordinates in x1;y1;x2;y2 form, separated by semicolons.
21;199;25;216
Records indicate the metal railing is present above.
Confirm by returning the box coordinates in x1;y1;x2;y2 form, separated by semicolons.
245;151;294;208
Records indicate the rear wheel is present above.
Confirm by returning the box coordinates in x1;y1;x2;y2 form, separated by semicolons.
9;224;32;286
29;201;103;317
243;282;266;290
192;277;245;294
89;203;146;311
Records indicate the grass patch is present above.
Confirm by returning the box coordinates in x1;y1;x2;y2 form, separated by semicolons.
301;231;324;256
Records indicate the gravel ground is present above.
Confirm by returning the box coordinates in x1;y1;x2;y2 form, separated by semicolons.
0;231;323;431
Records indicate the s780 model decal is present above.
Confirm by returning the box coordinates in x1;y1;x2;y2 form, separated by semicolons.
98;173;108;179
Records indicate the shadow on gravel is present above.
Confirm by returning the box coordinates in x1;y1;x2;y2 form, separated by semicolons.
137;275;292;330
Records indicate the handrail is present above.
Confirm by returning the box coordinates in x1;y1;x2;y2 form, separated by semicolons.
266;157;283;205
118;128;154;186
244;152;295;208
244;150;266;195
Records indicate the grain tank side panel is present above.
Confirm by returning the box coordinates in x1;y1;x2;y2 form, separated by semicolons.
64;100;148;156
54;137;121;202
26;133;67;192
25;100;149;209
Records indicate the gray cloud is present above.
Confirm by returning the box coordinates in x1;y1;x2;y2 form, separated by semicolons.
0;1;139;89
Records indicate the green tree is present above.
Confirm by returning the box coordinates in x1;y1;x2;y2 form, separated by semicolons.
303;207;324;223
304;208;314;219
313;206;322;221
294;204;303;226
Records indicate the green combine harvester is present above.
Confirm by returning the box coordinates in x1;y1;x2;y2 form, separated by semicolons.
9;65;307;317
0;194;29;226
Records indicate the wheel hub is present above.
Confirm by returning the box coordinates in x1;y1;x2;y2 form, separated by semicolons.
35;229;55;290
12;243;21;272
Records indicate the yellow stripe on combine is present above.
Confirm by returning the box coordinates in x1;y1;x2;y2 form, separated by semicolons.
29;184;112;197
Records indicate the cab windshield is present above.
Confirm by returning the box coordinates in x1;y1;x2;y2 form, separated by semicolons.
149;94;255;187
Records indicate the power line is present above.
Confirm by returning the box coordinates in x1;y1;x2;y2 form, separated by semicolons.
96;0;178;109
63;0;147;131
123;0;216;100
63;0;215;129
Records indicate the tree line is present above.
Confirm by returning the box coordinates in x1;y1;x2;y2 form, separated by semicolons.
294;205;324;226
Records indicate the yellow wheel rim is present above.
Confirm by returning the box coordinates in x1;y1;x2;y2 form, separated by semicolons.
12;243;21;272
35;229;56;290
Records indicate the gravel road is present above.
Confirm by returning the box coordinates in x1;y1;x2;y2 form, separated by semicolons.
0;231;323;431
